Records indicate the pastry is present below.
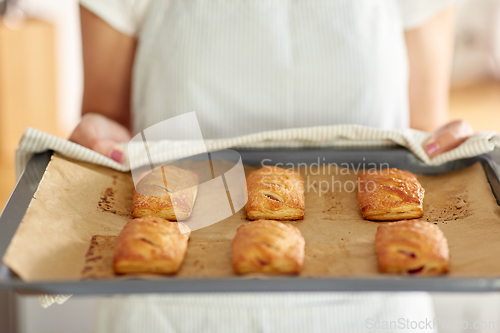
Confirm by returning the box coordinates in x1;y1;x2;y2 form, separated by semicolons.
132;165;199;221
375;220;449;276
245;166;305;220
81;235;116;279
232;219;305;274
357;168;424;221
113;217;191;274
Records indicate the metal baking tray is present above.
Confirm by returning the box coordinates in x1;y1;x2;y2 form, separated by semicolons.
1;147;500;295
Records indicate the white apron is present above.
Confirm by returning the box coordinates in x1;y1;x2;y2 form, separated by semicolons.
95;293;436;333
132;0;409;138
78;0;455;331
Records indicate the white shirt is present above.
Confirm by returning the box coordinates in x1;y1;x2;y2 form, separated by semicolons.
80;1;454;332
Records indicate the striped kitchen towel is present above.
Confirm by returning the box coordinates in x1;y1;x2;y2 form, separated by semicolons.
39;294;72;308
16;125;500;180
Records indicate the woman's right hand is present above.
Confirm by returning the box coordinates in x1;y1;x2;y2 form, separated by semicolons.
69;113;132;163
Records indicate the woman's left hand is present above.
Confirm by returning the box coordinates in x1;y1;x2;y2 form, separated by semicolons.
423;120;473;157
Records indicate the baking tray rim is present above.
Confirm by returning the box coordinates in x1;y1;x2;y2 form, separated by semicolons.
1;148;500;294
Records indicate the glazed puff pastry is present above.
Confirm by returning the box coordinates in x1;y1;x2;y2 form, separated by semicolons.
133;165;199;221
245;166;305;220
232;219;305;275
375;220;449;276
113;217;191;275
358;168;424;221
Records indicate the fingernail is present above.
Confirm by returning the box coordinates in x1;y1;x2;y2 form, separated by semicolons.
110;149;123;163
425;142;440;156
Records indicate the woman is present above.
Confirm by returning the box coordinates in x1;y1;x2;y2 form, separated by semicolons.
71;1;472;332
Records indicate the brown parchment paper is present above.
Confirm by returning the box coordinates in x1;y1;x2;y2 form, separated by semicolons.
3;154;500;282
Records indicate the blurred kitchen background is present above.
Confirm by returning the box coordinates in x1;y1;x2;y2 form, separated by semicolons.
1;0;500;332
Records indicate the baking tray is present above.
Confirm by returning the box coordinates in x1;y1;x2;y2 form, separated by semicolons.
2;147;500;294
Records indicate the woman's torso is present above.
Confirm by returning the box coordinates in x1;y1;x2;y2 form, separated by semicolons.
100;3;434;333
132;0;409;138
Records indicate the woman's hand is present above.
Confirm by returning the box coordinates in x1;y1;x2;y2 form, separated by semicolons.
69;113;132;163
423;120;473;157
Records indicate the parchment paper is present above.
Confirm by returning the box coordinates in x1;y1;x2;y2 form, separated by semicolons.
4;154;500;282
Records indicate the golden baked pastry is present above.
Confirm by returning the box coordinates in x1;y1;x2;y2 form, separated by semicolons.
81;235;116;279
245;166;305;220
113;217;191;275
232;219;305;275
357;168;424;221
132;165;199;221
375;220;449;276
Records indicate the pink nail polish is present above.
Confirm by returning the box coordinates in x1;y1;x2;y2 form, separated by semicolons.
425;142;439;156
110;150;123;162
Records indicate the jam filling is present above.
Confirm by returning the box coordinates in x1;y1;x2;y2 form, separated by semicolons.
263;193;282;202
398;250;416;258
140;238;155;246
257;258;269;266
407;266;424;274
